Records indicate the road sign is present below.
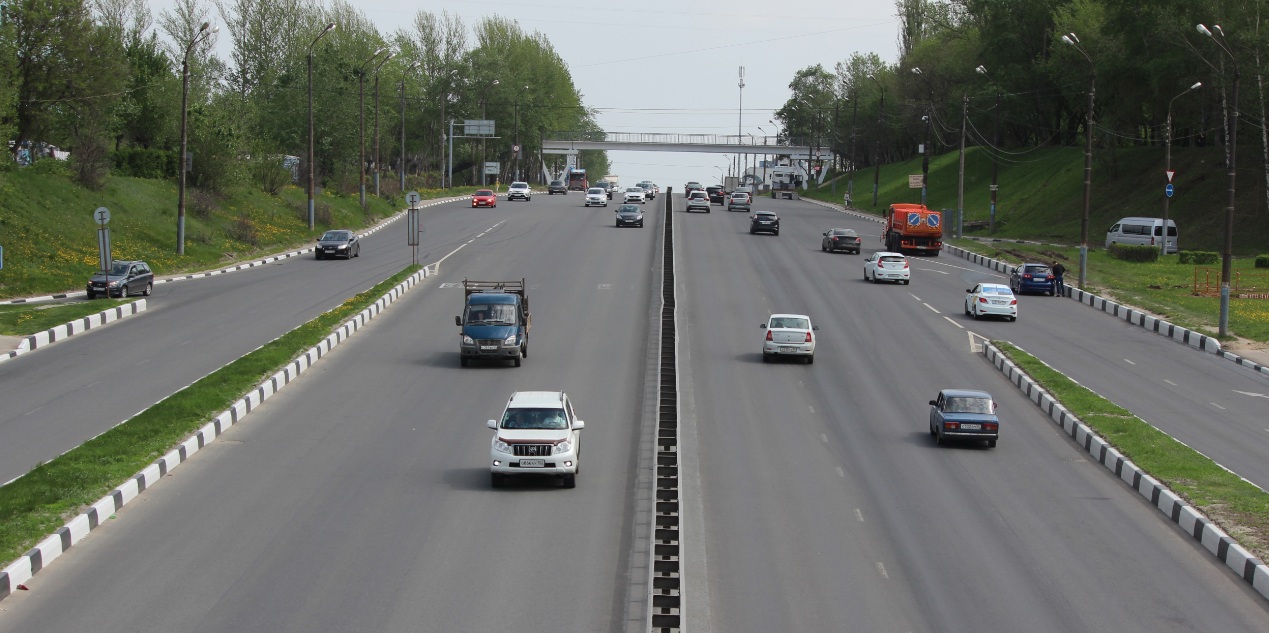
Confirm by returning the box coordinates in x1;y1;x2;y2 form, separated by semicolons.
512;144;521;153
464;119;495;136
1166;169;1176;182
405;190;420;209
94;207;110;224
908;174;924;189
1165;183;1175;198
484;161;499;175
97;227;112;273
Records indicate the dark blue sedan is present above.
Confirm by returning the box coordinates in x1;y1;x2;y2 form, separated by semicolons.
929;389;999;447
1009;263;1056;295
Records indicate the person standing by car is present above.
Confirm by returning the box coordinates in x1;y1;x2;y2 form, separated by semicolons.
1052;262;1066;295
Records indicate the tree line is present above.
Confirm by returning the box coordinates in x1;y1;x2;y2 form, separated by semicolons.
0;0;610;197
772;0;1269;215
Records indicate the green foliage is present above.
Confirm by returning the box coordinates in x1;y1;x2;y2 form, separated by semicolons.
1256;255;1269;269
25;158;72;176
1179;251;1220;265
1107;244;1160;262
112;148;177;179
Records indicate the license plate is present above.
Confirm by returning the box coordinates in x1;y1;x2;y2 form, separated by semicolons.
960;423;982;430
779;346;797;353
991;300;1005;305
480;345;498;351
519;459;544;467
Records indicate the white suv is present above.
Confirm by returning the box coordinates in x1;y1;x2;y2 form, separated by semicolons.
507;181;532;201
488;391;584;488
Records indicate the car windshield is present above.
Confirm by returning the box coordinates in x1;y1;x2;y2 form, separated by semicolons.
502;408;569;430
830;229;854;236
981;286;1013;295
109;261;132;275
627;188;642;192
320;231;350;241
1024;265;1051;275
588;188;604;194
770;317;810;329
756;213;775;218
880;256;905;264
511;182;528;188
466;303;518;325
550;180;563;186
945;396;993;414
475;190;494;196
619;205;641;213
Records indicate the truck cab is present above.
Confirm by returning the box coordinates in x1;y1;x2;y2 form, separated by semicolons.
455;279;530;367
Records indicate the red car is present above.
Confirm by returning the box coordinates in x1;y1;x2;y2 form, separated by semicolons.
472;189;497;208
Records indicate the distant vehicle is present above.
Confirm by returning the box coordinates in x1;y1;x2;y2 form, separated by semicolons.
863;251;909;284
87;260;153;299
929;389;1000;447
685;190;711;213
684;181;704;196
548;179;568;195
615;204;645;227
1009;263;1056;295
760;313;818;364
507;182;532;201
749;210;779;234
456;278;530;366
603;174;620;192
593;181;614;199
726;191;751;212
488;390;584;488
965;282;1017;321
637;181;657;199
821;228;861;254
882;203;942;255
723;175;740;193
314;229;360;260
706;185;726;204
568;169;589;191
472;189;497;208
585;187;608;207
1105;217;1178;253
623;187;646;204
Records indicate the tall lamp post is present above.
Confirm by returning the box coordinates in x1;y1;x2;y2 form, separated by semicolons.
1061;32;1095;289
399;61;420;192
358;47;388;208
479;79;500;186
372;52;395;198
513;84;529;181
1198;23;1239;338
177;21;217;255
845;79;859;207
911;67;934;207
1163;81;1202;258
307;22;337;230
738;66;745;184
975;65;1001;232
868;74;886;208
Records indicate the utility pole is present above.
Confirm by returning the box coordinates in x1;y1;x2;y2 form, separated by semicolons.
373;53;393;198
738;66;745;185
868;74;885;208
956;94;968;239
976;65;1001;232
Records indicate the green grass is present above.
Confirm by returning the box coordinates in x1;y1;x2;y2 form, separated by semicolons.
0;264;421;563
994;342;1269;562
0;299;133;336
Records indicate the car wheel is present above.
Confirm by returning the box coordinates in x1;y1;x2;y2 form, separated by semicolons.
821;244;827;251
964;302;971;315
315;252;323;260
772;229;777;234
491;473;504;488
1007;315;1016;322
639;221;644;227
119;284;128;298
903;279;910;285
929;421;937;436
987;439;997;448
562;473;576;489
616;221;620;227
936;430;947;446
762;353;770;363
972;306;980;320
513;355;521;367
87;291;96;300
460;356;469;367
521;343;527;359
806;354;814;365
355;245;360;257
143;282;152;296
864;270;870;281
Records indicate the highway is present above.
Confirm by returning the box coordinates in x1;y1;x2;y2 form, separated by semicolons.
1;191;1267;631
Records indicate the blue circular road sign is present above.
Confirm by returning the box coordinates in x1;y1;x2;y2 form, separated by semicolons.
1165;183;1175;198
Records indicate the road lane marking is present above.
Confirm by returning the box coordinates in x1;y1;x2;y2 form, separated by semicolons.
967;331;989;353
836;467;845;478
915;268;949;275
909;293;922;301
598;284;612;290
875;562;889;579
854;509;864;522
1211;403;1226;410
1164;379;1177;386
944;316;964;329
922;303;940;314
1234;390;1269;399
808;405;815;414
821;434;828;443
1123;359;1136;366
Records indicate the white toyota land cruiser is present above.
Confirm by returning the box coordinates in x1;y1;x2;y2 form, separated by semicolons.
488;391;584;488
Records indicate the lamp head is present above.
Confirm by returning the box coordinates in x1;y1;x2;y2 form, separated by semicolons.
911;67;922;75
1212;24;1225;37
1190;81;1203;90
975;65;987;75
1197;24;1211;36
198;21;210;32
1061;34;1075;45
324;22;336;33
1066;32;1079;43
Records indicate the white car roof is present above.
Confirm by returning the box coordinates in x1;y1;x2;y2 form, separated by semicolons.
506;391;566;408
769;313;811;320
977;283;1012;292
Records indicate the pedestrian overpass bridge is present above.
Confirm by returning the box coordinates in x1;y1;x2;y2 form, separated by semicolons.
541;132;825;160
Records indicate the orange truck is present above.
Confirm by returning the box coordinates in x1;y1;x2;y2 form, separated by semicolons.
882;203;943;255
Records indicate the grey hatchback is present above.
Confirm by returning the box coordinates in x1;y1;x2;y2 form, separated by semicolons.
87;260;154;299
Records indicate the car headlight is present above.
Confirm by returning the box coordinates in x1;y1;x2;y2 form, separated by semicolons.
108;281;119;287
553;440;573;454
493;438;512;453
462;335;475;345
503;333;518;345
336;244;347;249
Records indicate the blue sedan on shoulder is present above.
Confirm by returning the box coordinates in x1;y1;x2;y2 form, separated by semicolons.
1009;263;1056;295
929;389;999;447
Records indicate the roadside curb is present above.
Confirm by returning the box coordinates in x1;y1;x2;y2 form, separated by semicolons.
803;198;1269;379
979;341;1269;601
0;196;467;306
0;266;431;600
0;300;146;365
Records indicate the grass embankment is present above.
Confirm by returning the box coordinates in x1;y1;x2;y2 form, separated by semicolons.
0;299;132;336
994;342;1269;562
0;265;421;563
0;169;474;299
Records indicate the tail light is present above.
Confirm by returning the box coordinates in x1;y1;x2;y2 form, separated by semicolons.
1022;274;1032;280
1010;299;1017;305
978;297;988;303
765;330;773;341
903;260;909;269
945;421;960;430
804;332;813;342
831;237;838;241
984;423;999;431
854;237;861;243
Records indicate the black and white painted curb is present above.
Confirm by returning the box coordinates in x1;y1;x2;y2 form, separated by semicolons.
0;300;146;365
980;341;1269;601
0;266;431;600
807;199;1269;379
0;195;468;307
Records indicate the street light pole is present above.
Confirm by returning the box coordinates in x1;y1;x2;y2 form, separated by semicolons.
1164;81;1202;258
738;66;745;186
975;65;1001;232
400;61;420;193
177;21;216;255
514;84;529;181
308;22;337;231
848;84;858;206
868;74;885;208
1062;32;1095;289
358;47;386;209
912;67;933;207
373;52;394;198
1198;23;1239;337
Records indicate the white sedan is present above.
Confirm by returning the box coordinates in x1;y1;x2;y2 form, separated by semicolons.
585;187;608;207
863;251;911;284
623;187;647;204
761;313;818;364
965;282;1018;321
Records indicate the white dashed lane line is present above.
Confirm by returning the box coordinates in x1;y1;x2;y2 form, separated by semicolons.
854;509;864;522
944;317;965;329
922;303;940;314
1211;403;1227;410
1164;379;1177;386
1124;359;1137;366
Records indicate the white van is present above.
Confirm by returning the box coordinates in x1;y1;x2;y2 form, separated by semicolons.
1105;217;1178;253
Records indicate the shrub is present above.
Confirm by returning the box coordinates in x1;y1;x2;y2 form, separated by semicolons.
1255;255;1269;269
111;148;175;179
26;158;72;176
293;200;334;227
1107;244;1159;262
190;188;219;220
1179;251;1220;265
227;214;258;246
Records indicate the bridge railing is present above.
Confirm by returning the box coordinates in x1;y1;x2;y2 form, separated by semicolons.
544;131;813;147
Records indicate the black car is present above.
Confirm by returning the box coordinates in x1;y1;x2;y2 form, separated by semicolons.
87;260;153;299
821;228;861;253
548;180;568;195
315;229;360;259
684;181;704;196
706;185;726;204
750;211;780;235
615;204;645;227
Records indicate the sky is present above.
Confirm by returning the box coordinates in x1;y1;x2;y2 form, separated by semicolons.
147;0;901;190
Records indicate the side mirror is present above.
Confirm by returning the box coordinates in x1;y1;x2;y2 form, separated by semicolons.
455;315;462;326
760;323;767;329
993;402;998;410
812;325;820;330
928;400;938;406
965;289;973;293
823;232;828;236
573;419;586;430
487;419;498;429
